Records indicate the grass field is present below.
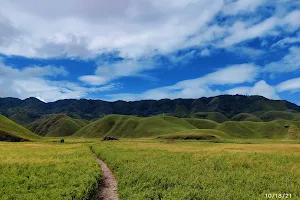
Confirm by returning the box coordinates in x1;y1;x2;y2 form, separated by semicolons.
1;135;299;199
92;140;300;200
0;142;101;200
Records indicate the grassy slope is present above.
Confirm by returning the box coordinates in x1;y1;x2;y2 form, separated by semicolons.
74;115;198;138
0;114;40;141
27;114;88;137
260;111;300;121
192;112;229;123
8;113;32;125
231;113;262;122
74;114;300;139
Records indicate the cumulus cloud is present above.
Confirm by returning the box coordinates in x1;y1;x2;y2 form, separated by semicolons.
105;64;259;101
79;59;156;85
0;0;298;59
0;0;223;58
0;61;121;102
225;80;280;99
249;80;279;99
0;0;299;103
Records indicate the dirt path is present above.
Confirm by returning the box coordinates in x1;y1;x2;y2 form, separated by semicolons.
94;155;119;200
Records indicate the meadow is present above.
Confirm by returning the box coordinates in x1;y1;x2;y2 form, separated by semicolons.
0;142;101;200
92;140;300;200
1;136;300;199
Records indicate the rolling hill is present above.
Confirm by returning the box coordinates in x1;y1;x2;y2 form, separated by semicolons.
231;113;262;122
259;111;300;121
0;114;40;141
1;95;300;124
27;114;89;137
192;112;229;123
74;114;300;140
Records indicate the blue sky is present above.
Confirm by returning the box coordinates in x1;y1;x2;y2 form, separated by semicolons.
0;0;299;104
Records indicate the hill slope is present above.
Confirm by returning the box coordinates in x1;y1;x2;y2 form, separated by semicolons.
74;115;300;139
27;114;89;137
0;114;40;141
231;113;262;122
1;95;300;123
192;112;229;123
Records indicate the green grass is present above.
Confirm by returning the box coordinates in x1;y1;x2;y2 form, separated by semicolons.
0;114;40;141
91;140;300;200
0;142;101;200
157;129;229;140
27;114;88;137
74;114;300;140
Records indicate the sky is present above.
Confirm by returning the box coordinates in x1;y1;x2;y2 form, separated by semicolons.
0;0;299;104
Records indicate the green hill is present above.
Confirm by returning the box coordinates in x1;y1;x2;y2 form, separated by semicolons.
231;113;262;122
192;112;229;123
1;95;300;122
260;111;300;122
8;113;32;126
27;114;89;137
74;114;300;140
74;115;197;138
0;114;40;141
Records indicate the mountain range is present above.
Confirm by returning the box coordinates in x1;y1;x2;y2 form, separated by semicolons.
1;95;300;140
1;95;299;126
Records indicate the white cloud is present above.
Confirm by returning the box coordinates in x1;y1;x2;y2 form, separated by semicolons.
284;10;300;27
221;17;279;47
276;77;300;92
0;0;298;59
264;46;300;73
248;80;279;99
225;80;280;99
0;64;68;79
22;65;69;77
222;0;266;15
200;49;211;57
271;35;300;48
79;59;156;85
0;61;121;102
0;0;224;58
105;64;258;101
172;63;258;88
225;86;252;95
226;46;265;58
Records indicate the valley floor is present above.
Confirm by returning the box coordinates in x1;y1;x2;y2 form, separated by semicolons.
1;138;300;199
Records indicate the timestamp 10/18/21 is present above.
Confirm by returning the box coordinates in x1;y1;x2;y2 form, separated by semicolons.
265;194;292;199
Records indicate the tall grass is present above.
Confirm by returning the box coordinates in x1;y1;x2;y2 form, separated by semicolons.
0;143;101;200
92;141;300;199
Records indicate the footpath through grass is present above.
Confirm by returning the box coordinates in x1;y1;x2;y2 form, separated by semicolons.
0;142;101;200
92;140;300;200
